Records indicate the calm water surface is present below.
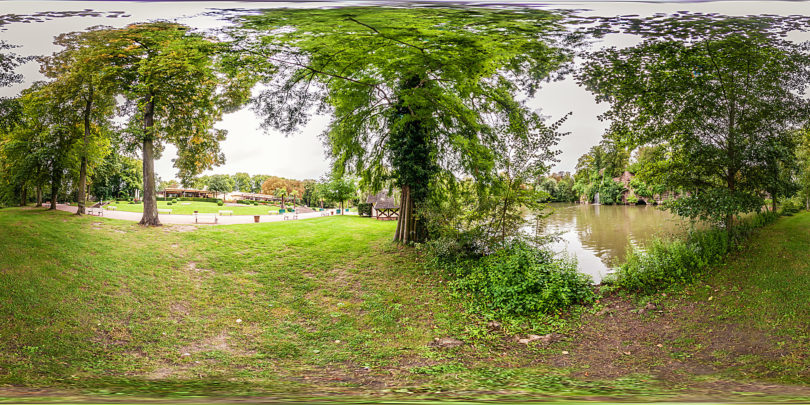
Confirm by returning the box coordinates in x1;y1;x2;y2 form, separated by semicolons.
531;203;693;284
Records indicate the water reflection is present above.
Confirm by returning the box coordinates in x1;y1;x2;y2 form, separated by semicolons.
532;203;693;284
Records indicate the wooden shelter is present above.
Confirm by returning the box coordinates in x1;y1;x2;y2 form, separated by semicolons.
367;191;400;221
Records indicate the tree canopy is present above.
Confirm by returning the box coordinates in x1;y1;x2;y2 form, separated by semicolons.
579;14;810;228
232;7;577;242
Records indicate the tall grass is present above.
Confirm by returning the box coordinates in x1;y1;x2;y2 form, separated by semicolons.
610;211;781;293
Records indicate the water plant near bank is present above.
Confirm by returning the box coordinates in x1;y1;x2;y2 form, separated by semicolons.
609;211;782;293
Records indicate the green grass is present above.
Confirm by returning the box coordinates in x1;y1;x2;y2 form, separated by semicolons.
106;201;284;215
682;212;810;382
0;207;475;397
0;207;809;401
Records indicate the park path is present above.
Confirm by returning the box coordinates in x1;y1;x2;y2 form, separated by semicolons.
54;204;355;225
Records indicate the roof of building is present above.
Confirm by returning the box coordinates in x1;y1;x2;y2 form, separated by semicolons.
163;188;213;193
367;191;399;209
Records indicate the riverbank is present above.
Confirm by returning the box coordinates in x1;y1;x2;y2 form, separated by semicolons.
0;207;808;401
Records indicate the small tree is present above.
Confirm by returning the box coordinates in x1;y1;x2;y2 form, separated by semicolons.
274;187;288;209
322;177;356;215
207;174;235;200
289;189;299;209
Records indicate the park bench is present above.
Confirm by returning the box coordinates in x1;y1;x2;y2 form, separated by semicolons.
87;207;104;216
194;213;218;224
106;206;117;211
283;212;299;220
158;208;172;215
218;210;233;216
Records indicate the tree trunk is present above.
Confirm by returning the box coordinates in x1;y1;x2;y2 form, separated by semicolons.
77;87;93;216
394;185;422;244
35;185;42;207
19;184;27;207
772;195;777;213
139;95;161;226
49;175;59;210
340;200;344;215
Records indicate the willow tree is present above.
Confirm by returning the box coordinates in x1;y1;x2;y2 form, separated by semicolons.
579;14;810;230
94;22;250;226
232;7;574;243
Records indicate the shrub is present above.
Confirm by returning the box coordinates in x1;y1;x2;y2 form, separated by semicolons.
423;237;593;316
780;200;800;216
217;200;224;206
172;198;178;204
611;211;780;293
167;202;172;206
357;203;373;217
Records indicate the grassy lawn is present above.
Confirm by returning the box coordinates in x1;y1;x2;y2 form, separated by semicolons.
106;201;285;215
0;207;809;401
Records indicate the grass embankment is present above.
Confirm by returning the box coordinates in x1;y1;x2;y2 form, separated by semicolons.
107;201;283;215
0;207;809;401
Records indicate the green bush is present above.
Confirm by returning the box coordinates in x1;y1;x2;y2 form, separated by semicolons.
611;211;780;293
167;202;172;206
172;198;178;204
780;200;800;216
423;238;593;316
357;203;373;217
177;197;219;203
217;200;224;206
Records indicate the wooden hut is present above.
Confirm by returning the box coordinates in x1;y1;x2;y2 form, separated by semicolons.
367;191;400;220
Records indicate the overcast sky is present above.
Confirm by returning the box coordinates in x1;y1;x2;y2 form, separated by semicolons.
3;1;810;182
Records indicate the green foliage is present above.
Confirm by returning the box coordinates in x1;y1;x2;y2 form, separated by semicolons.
171;199;178;204
780;200;801;216
626;191;639;205
611;211;780;293
166;202;172;206
0;41;29;87
90;150;142;201
235;7;575;242
357;203;373;217
594;177;624;205
423;238;593;317
207;174;235;198
579;14;810;229
216;199;224;206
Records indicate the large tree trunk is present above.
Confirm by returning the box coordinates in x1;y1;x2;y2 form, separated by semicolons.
77;86;93;216
139;95;161;226
394;185;423;244
35;185;42;207
772;195;777;213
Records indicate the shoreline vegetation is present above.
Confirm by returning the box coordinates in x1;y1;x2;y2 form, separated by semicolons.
1;207;808;401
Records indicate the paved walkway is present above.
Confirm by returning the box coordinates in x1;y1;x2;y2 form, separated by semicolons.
54;204;356;225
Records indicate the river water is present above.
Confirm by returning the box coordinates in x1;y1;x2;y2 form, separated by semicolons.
530;203;693;284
